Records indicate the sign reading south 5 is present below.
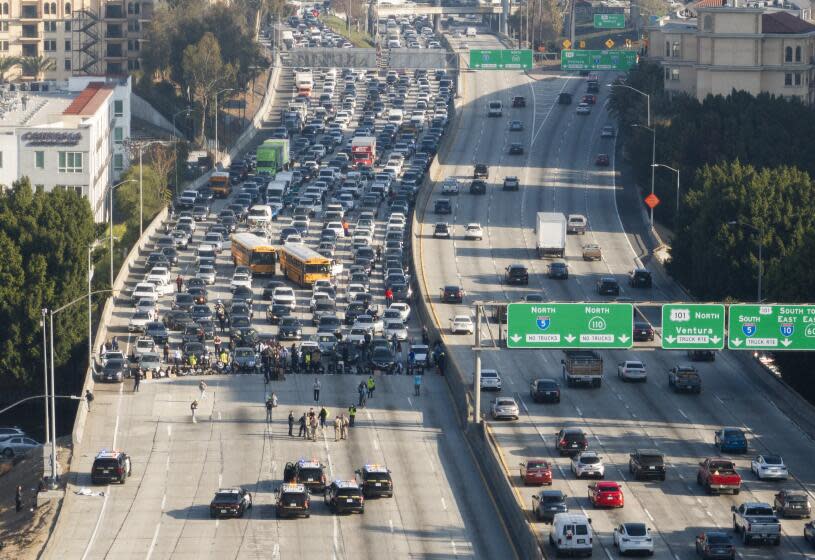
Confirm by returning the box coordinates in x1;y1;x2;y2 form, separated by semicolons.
727;304;815;350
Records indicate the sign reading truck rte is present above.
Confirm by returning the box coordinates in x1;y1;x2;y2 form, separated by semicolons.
507;303;633;349
728;304;815;350
661;304;725;350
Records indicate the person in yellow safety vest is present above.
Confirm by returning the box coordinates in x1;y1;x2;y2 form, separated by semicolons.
189;354;198;367
220;351;229;365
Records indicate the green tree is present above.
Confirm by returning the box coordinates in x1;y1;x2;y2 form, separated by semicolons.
114;164;167;229
182;32;236;145
19;55;56;80
0;56;20;84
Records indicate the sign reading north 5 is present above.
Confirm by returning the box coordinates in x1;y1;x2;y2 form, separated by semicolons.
507;303;633;349
728;304;815;350
469;49;533;70
661;304;725;350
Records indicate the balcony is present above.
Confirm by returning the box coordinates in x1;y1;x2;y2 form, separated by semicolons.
105;28;125;40
19;7;39;20
20;32;41;41
104;6;126;20
106;45;124;59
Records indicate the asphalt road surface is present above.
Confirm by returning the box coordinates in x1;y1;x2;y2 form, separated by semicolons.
418;31;815;560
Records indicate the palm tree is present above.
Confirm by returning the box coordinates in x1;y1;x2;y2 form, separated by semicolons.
20;55;56;81
0;56;21;84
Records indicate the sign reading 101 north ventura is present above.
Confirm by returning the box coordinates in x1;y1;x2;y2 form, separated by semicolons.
507;303;633;349
728;304;815;350
661;304;725;350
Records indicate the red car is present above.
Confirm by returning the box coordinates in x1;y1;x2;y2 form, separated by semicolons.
519;459;552;485
588;481;624;508
595;154;610;166
581;94;597;105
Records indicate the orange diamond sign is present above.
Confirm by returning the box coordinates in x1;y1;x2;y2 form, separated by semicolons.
644;193;660;208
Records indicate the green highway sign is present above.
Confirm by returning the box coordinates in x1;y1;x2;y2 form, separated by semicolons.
728;304;815;350
661;304;725;350
560;49;638;71
507;303;633;349
594;14;626;28
469;49;533;70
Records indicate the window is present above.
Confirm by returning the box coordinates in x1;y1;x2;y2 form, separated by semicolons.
671;41;680;57
64;40;71;51
44;40;56;52
35;151;44;168
58;151;82;173
785;72;793;86
703;15;712;30
0;151;3;168
43;2;50;14
0;41;7;52
1;3;7;16
113;99;123;116
785;46;793;62
57;185;83;196
127;59;140;70
64;58;71;71
50;2;56;15
113;127;123;143
65;2;70;14
113;154;123;171
0;21;7;31
64;21;71;32
795;72;802;86
671;68;680;81
795;46;802;62
665;41;670;57
44;21;57;32
35;184;44;190
664;67;671;81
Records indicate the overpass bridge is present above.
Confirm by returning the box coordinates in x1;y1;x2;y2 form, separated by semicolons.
374;2;520;16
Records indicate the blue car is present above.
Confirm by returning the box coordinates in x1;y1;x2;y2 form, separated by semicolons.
714;427;748;453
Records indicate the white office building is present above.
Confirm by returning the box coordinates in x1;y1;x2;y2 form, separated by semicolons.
0;75;131;222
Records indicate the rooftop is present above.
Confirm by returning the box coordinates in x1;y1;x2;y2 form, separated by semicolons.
0;90;75;129
762;10;815;32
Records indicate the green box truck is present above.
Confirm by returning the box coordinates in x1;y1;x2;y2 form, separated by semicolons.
256;139;290;175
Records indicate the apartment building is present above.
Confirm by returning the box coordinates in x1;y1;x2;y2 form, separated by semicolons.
645;5;815;104
0;75;131;221
0;0;153;81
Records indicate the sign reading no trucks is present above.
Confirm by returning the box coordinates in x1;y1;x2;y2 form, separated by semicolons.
661;304;725;350
728;304;815;350
507;303;633;349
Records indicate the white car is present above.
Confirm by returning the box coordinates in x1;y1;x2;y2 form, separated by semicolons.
613;523;654;555
480;369;502;391
284;233;303;244
134;336;156;356
325;221;345;238
131;282;158;305
571;451;605;479
388;302;411;321
441;177;460;194
576;103;591;115
353;314;383;335
196;266;216;285
465;223;483;240
491;397;519;420
1;436;41;458
346;327;368;344
128;311;153;333
146;266;170;286
384;320;409;341
313;279;335;293
750;454;789;480
272;286;296;309
310;292;334;311
450;315;474;334
134;298;157;317
617;360;647;381
347;284;368;298
230;273;252;292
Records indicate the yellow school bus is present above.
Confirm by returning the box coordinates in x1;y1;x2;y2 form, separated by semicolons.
209;171;231;198
231;233;276;275
278;243;331;287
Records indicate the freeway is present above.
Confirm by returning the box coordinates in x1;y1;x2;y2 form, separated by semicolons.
418;32;815;558
43;59;515;560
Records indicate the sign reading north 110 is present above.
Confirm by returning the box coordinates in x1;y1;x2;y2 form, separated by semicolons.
507;303;633;349
728;304;815;350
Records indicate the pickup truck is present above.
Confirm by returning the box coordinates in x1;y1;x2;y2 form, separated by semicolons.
697;458;741;495
668;364;701;393
731;502;781;545
561;350;603;387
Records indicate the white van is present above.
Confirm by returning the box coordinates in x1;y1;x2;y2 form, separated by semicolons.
488;100;503;117
549;513;593;556
387;108;404;125
466;26;477;37
266;182;286;202
248;205;273;226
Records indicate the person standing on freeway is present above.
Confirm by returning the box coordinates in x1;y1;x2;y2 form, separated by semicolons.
414;372;422;396
313;378;321;402
190;400;198;423
176;274;183;292
133;369;141;392
334;415;342;441
288;411;295;436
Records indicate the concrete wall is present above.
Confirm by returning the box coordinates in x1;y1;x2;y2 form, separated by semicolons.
130;93;183;137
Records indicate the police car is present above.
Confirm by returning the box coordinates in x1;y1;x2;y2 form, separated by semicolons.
276;483;310;518
355;464;394;498
209;487;252;519
91;449;131;484
285;458;327;492
324;480;365;514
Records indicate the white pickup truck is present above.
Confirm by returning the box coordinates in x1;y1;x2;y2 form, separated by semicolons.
731;502;781;545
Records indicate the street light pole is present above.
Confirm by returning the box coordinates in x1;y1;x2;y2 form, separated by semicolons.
652;163;680;219
41;308;49;446
214;88;235;161
109;179;136;287
608;83;651;127
48;310;57;488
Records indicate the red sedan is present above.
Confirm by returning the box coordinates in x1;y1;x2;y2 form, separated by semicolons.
581;94;597;105
519;459;552;486
588;481;624;508
595;154;610;166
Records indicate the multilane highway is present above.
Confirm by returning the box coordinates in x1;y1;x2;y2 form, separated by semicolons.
418;31;815;559
43;60;515;559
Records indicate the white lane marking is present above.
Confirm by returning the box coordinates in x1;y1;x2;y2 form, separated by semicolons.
441;497;448;511
333;515;341;560
575;406;583;417
272;543;280;560
604;548;614;560
715;394;725;405
373;438;380;451
218;473;222;488
389;519;394;533
644;508;654;522
218;411;222;421
167;424;171;437
451;539;458;556
407;397;413;407
678;408;689;420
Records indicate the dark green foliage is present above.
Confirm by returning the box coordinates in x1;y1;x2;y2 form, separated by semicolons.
0;178;95;392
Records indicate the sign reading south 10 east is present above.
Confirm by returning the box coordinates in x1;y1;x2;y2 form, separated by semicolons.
661;304;726;350
728;304;815;350
507;303;633;349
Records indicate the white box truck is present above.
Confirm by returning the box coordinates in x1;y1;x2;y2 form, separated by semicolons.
536;212;566;258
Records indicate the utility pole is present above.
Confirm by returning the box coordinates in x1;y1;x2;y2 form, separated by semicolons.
473;305;482;425
41;308;49;446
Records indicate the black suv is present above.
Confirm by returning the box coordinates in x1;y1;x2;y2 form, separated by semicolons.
532;489;568;522
555;428;588;456
512;95;526;107
441;285;465;303
557;92;573;105
324;480;365;514
355;464;394;498
596;276;620;296
473;163;488;179
505;264;529;285
503;176;520;191
530;378;561;403
628;449;666;481
434;198;452;214
91;450;131;484
629;268;653;288
284;459;327;492
469;180;487;195
209;487;252;518
276;483;311;518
